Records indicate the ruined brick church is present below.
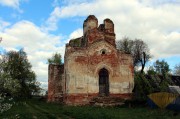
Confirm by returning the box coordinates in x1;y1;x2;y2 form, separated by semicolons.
48;15;134;105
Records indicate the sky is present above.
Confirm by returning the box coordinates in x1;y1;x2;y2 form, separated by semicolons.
0;0;180;90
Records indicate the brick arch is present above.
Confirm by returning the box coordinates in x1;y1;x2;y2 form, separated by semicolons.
94;64;113;77
99;68;109;96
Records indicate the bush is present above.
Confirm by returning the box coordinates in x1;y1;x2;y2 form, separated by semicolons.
0;94;13;113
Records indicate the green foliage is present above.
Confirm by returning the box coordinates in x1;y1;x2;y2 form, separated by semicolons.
159;73;173;92
1;55;21;97
134;71;174;101
47;52;62;65
0;40;14;113
146;60;172;92
0;94;14;113
0;73;21;97
153;59;170;75
69;38;81;47
147;66;156;75
134;73;155;101
1;49;40;97
73;38;81;47
174;63;180;76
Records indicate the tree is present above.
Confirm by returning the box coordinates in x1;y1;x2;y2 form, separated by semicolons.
153;60;170;75
47;53;62;65
116;37;133;54
1;49;40;97
133;39;151;73
147;66;156;75
174;63;180;76
134;73;155;101
117;37;151;73
0;39;16;113
0;72;21;97
0;40;20;97
150;60;172;91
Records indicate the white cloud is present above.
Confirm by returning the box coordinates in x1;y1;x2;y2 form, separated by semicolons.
0;19;10;31
0;20;65;90
1;0;180;90
0;0;25;12
46;0;180;59
139;0;180;7
42;7;61;31
69;28;83;40
0;0;19;8
43;0;95;31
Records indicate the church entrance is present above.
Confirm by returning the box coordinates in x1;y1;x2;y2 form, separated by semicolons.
99;68;109;96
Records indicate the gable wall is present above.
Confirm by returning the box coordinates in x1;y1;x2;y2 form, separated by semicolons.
64;41;134;104
48;15;134;105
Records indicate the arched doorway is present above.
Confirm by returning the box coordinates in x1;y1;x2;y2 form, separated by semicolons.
99;68;109;96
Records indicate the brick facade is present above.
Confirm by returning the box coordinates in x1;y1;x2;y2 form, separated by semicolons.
48;15;134;105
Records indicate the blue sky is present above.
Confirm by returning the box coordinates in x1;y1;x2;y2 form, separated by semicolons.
0;0;180;90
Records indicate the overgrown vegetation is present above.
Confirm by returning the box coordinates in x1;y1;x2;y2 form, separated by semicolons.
174;63;180;76
133;59;174;101
116;37;177;102
0;98;180;119
0;44;41;113
133;73;172;101
47;52;62;65
69;38;81;47
0;49;41;98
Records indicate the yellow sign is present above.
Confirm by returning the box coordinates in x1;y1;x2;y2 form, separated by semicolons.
148;92;178;108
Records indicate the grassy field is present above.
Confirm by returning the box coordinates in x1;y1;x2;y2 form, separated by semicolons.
0;98;180;119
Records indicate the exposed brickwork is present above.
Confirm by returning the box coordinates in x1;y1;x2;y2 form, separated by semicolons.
48;15;134;105
48;64;64;102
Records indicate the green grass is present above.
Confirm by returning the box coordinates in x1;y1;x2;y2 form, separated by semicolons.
0;98;180;119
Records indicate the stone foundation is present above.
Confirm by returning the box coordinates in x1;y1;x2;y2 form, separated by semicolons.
63;93;133;105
